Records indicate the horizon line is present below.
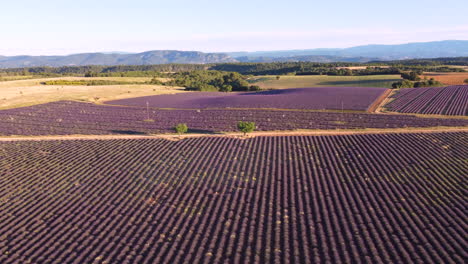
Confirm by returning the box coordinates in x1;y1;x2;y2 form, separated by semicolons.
1;39;467;57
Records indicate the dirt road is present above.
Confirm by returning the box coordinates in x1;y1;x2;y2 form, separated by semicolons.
1;127;467;142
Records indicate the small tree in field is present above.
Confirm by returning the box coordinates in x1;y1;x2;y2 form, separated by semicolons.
392;79;414;89
464;79;468;84
401;71;421;81
237;121;255;136
174;123;188;136
249;85;261;91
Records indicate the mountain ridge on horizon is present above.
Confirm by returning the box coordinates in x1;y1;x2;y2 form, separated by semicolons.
225;40;468;58
0;40;467;68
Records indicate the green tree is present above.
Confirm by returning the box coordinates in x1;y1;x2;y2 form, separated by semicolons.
168;70;250;92
84;71;98;77
391;79;414;89
413;78;443;88
249;85;261;91
464;79;468;84
149;77;162;85
401;71;421;81
237;121;255;136
220;84;232;92
174;123;188;136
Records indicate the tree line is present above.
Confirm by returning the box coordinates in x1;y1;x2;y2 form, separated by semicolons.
175;121;255;136
391;71;443;89
1;57;465;78
374;57;468;66
166;71;260;92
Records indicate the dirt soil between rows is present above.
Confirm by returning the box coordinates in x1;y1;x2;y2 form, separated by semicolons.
1;127;467;142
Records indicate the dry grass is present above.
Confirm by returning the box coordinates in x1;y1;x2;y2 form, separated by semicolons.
334;66;391;70
61;76;154;82
442;65;468;70
0;75;37;81
0;77;183;109
422;72;468;85
56;76;171;82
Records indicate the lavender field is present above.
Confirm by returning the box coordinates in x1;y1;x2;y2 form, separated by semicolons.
105;87;388;111
385;85;468;116
0;133;466;263
0;101;467;136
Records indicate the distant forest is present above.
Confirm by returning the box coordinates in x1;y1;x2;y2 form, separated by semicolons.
0;57;466;77
371;57;468;66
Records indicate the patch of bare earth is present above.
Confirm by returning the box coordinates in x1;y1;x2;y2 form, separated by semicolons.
1;127;467;142
368;89;392;113
422;72;468;85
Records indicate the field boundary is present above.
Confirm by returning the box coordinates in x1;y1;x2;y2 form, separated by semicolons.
1;127;467;142
103;101;468;119
103;102;370;114
369;89;393;113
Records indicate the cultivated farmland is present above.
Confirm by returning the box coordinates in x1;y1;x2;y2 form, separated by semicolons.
385;85;468;116
422;72;468;85
106;87;388;111
248;75;402;89
1;101;467;136
0;133;466;263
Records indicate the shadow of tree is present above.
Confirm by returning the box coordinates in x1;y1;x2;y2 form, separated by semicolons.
110;130;147;135
187;128;221;134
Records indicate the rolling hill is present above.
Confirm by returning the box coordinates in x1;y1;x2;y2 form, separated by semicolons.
229;40;468;60
1;40;467;68
0;51;235;68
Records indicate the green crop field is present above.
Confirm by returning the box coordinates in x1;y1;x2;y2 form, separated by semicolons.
249;75;402;89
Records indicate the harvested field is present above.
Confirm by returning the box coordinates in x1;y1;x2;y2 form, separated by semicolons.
0;77;182;110
422;72;468;85
385;85;468;116
334;66;391;70
106;87;388;111
0;133;467;263
0;75;37;82
0;101;467;136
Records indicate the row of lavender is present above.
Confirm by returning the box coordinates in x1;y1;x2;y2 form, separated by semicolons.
105;87;388;111
0;133;466;263
385;85;468;116
0;101;467;136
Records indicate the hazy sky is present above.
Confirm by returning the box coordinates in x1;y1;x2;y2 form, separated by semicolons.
1;0;467;55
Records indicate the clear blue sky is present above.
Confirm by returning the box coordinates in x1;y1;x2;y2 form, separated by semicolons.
1;0;467;55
